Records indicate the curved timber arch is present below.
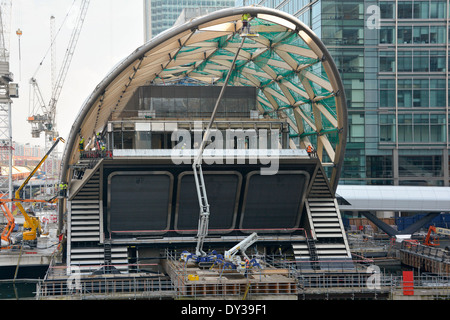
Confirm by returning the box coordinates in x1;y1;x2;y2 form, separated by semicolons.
60;6;347;195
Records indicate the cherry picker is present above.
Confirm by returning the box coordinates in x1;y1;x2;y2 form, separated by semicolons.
1;137;65;247
180;19;261;270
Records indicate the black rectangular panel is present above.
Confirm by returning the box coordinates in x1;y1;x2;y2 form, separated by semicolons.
239;171;309;232
175;172;241;234
108;172;173;234
123;85;257;118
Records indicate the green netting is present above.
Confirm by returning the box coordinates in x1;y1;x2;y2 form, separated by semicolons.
160;15;342;158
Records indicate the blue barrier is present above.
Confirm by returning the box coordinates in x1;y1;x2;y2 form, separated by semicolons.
343;214;450;232
395;213;450;231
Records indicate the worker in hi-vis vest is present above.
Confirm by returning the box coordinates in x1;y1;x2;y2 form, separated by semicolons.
241;13;251;34
79;137;85;152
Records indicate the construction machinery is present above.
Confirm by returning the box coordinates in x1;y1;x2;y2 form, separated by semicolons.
423;226;450;247
180;27;261;269
180;232;261;272
192;35;246;259
0;137;65;247
0;0;15;200
28;0;90;145
0;199;14;247
222;232;261;272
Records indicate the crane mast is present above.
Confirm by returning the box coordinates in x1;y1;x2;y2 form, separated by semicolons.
0;0;15;201
47;0;89;142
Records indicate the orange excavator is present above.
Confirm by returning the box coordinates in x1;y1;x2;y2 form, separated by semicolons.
423;225;450;247
0;137;65;247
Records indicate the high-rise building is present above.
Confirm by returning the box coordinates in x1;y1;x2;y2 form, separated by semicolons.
237;0;450;187
143;0;236;41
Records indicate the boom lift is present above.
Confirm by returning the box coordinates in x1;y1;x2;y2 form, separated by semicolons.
0;201;15;247
0;137;65;247
424;226;450;247
222;232;260;272
192;36;246;259
181;21;261;268
181;232;261;272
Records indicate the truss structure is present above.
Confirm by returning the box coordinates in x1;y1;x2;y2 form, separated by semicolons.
0;1;13;199
62;7;347;192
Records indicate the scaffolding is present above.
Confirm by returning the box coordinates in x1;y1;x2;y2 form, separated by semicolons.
35;245;450;300
35;253;450;300
164;250;298;299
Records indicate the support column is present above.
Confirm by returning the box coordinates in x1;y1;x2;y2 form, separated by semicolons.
443;149;449;186
393;148;399;185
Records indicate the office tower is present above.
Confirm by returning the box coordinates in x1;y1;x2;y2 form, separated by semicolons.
143;0;236;41
237;0;450;187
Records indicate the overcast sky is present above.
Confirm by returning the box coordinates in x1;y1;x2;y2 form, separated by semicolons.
8;0;144;147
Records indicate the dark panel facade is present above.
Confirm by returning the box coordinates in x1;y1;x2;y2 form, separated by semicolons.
240;171;309;232
175;172;242;234
108;171;173;234
103;160;320;239
122;85;257;119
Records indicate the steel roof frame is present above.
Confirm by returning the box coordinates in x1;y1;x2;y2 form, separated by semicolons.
60;6;347;193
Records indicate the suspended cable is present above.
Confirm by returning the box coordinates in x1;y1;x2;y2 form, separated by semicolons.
31;0;77;79
15;28;21;80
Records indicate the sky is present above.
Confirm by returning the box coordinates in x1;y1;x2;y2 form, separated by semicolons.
8;0;144;147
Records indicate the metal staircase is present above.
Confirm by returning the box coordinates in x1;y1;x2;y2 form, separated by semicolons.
306;237;320;270
67;161;128;274
294;166;353;271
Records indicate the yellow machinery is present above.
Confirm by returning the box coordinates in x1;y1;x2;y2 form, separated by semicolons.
1;137;65;246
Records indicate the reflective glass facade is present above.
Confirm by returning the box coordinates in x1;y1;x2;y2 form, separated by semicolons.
237;0;450;187
144;0;235;40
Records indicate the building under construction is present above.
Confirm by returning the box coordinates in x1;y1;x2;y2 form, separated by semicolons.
42;6;357;299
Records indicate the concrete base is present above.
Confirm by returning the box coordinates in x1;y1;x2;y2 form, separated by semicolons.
391;288;450;300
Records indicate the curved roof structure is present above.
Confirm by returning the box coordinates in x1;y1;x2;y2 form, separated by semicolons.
61;6;347;191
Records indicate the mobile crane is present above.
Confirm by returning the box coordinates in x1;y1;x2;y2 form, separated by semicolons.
0;137;65;247
423;226;450;247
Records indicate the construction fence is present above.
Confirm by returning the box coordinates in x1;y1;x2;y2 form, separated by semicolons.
35;250;450;300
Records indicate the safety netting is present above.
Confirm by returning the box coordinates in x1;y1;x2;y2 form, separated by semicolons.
67;8;346;190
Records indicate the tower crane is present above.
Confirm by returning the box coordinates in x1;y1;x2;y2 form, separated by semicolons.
0;0;16;201
27;0;90;145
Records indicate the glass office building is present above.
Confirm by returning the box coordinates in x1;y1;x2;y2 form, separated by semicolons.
236;0;450;187
144;0;236;41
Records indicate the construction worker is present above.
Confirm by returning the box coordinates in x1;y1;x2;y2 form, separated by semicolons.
241;13;251;34
307;145;316;157
79;137;85;152
59;183;67;197
244;258;250;278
